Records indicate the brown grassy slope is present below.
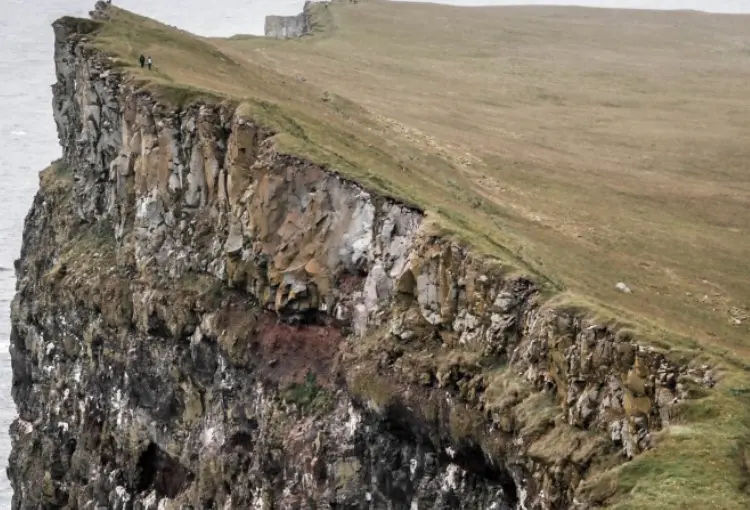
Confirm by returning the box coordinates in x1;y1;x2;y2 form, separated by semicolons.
220;1;750;357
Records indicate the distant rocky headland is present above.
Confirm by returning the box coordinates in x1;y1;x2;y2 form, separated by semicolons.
264;1;315;39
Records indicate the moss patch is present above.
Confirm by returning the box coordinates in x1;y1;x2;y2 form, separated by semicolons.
282;371;333;416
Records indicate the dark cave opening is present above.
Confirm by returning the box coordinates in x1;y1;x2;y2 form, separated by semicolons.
444;442;519;506
136;442;194;499
379;401;520;507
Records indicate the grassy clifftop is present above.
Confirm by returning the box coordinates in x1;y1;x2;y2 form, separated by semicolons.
63;2;750;508
82;1;750;356
229;1;750;356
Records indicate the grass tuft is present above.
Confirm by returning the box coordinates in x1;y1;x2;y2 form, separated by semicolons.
282;371;333;415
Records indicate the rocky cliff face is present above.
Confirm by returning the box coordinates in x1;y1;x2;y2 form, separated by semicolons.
264;2;313;39
8;7;712;510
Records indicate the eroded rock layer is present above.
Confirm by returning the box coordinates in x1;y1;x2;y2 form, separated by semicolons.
8;8;712;510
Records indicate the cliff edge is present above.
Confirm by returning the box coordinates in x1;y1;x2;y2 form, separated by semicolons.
7;2;750;510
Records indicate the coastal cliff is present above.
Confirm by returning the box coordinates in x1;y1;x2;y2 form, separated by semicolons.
264;2;313;39
7;3;736;510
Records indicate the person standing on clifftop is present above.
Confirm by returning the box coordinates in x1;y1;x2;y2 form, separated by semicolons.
147;56;152;70
139;54;145;68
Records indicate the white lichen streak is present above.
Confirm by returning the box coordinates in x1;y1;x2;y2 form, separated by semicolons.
115;485;131;504
441;464;461;492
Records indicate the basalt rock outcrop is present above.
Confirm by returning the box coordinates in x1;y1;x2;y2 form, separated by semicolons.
264;1;314;39
8;4;712;510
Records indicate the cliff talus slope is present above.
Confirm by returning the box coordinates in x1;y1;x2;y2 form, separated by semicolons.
8;2;750;510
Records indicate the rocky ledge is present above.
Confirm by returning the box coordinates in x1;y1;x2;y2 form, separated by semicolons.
8;4;714;510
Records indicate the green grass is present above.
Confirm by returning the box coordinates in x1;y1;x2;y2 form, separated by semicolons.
57;2;750;507
282;371;333;415
605;373;750;509
39;160;73;196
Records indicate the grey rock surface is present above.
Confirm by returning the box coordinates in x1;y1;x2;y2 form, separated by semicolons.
264;1;313;39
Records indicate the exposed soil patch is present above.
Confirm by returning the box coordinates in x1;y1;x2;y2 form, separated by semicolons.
256;313;344;388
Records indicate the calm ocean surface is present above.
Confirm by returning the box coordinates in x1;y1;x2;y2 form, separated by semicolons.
0;0;746;507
